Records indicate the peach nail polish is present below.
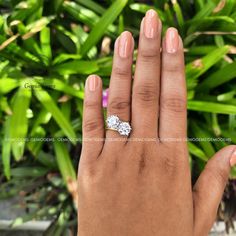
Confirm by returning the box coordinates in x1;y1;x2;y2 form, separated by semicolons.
119;31;133;58
166;28;179;53
230;149;236;167
144;9;158;39
88;75;99;91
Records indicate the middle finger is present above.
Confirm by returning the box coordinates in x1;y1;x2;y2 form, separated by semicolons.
132;10;162;139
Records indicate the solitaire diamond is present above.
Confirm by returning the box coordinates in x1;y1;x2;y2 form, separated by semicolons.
118;122;132;136
106;115;120;129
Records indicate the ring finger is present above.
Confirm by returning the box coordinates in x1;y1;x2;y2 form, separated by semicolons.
105;31;134;146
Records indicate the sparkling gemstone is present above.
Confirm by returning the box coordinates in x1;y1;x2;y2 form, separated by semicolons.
118;122;131;136
106;115;120;129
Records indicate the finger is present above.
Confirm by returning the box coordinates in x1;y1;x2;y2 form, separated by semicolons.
159;28;187;142
193;145;236;236
132;10;161;138
106;31;134;143
80;75;104;167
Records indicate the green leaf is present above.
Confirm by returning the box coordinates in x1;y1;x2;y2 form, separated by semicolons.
10;167;49;177
36;151;58;170
212;114;221;136
172;1;184;30
10;86;32;160
80;0;129;56
53;141;76;185
197;61;236;91
37;78;84;99
32;108;52;130
27;126;46;156
217;91;235;102
63;1;100;28
0;35;41;64
188;142;208;162
53;0;64;12
186;46;229;89
188;101;236;114
187;1;215;24
2;117;11;179
190;121;215;158
40;27;52;65
44;206;72;236
27;108;51;156
75;0;105;15
188;16;235;25
229;114;236;132
25;16;55;36
221;130;236;143
214;35;224;47
129;3;165;21
61;101;71;121
33;84;77;144
52;54;82;65
16;22;43;58
0;78;19;94
0;97;12;115
216;0;235;16
164;3;175;25
186;46;217;55
55;25;80;53
62;1;117;38
52;60;99;75
54;118;82;138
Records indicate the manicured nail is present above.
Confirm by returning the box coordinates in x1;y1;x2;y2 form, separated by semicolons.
230;149;236;167
87;75;99;92
166;27;179;53
118;31;133;58
144;9;158;39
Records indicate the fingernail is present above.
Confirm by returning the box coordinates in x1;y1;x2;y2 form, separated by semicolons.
166;27;179;53
118;31;133;58
87;75;99;92
144;9;158;39
230;149;236;167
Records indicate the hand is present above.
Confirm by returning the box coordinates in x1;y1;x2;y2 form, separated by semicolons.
77;10;236;236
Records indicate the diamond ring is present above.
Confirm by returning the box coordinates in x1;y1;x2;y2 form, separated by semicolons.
106;115;132;136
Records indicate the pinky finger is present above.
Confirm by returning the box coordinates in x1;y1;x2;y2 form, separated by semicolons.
80;75;104;167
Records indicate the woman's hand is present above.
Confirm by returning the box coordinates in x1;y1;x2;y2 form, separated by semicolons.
78;10;236;236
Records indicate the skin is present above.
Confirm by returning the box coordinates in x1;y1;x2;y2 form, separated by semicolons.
78;10;236;236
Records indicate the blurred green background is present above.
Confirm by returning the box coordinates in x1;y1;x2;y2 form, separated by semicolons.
0;0;236;235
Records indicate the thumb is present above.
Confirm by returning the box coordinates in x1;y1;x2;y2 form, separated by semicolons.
193;145;236;236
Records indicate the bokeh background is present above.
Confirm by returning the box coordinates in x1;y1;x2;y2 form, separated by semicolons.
0;0;236;235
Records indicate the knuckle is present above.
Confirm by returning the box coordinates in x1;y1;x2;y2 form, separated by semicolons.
78;163;95;180
78;169;97;189
84;100;99;109
160;147;186;176
162;156;179;175
162;97;186;113
139;48;159;63
109;99;130;112
84;119;103;133
135;84;157;103
113;66;130;79
164;63;183;74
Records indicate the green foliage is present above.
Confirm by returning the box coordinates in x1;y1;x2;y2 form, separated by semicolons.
0;0;236;234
